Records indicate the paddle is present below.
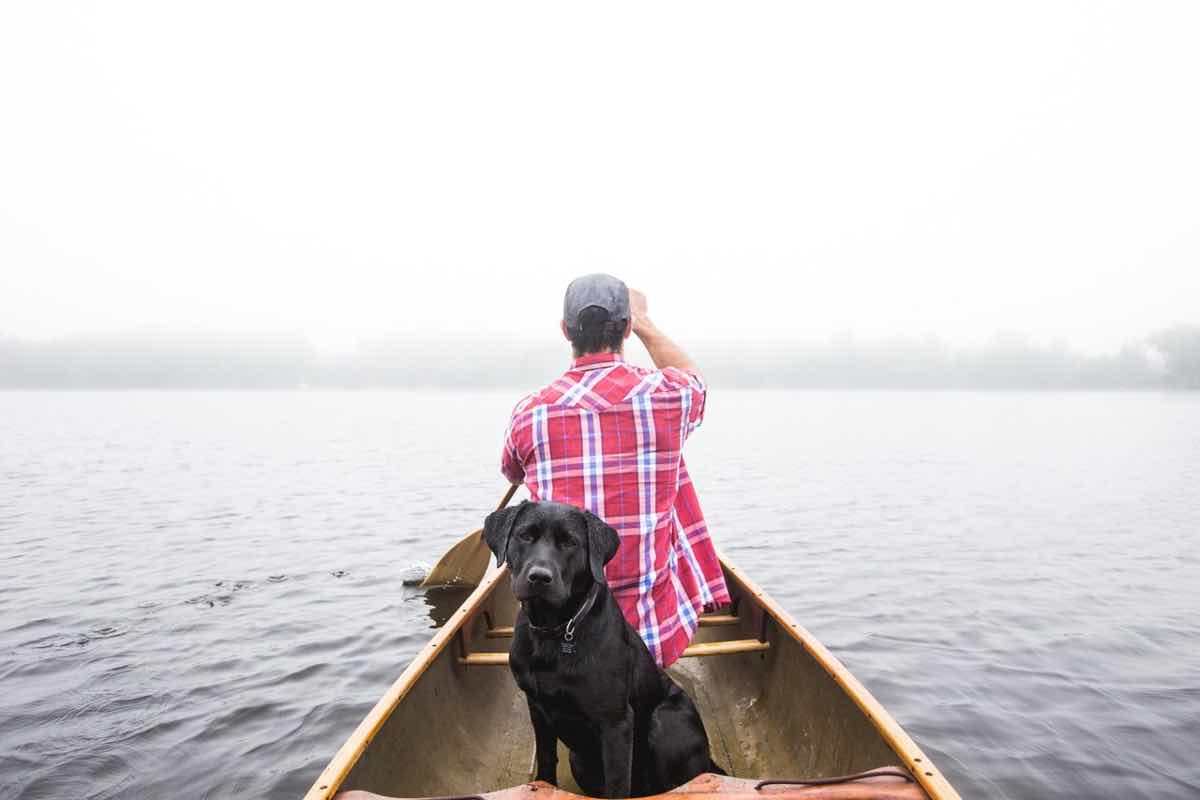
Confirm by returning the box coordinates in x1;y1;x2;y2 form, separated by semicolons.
418;483;521;588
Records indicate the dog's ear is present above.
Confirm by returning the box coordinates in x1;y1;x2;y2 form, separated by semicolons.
483;501;528;567
583;511;621;585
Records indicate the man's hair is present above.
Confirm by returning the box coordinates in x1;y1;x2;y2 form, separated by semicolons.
567;305;626;357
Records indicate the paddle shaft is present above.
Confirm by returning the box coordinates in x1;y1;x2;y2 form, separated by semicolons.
418;483;521;587
495;482;520;512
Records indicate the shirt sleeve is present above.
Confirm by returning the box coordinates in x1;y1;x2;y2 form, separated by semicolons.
501;396;534;484
500;415;525;484
661;367;707;439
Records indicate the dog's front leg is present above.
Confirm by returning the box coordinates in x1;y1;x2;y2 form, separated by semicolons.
528;702;558;784
599;707;634;798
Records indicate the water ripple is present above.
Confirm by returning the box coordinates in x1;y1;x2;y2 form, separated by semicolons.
1;389;1197;800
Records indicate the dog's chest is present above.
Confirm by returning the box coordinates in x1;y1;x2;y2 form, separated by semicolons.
532;678;602;747
522;658;629;725
520;657;585;701
541;684;589;722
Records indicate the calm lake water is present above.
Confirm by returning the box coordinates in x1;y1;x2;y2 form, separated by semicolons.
1;390;1197;800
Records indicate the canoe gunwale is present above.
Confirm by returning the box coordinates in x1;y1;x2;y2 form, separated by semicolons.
304;555;961;800
714;553;960;800
303;565;510;800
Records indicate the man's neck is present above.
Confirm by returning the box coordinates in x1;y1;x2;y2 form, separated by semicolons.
570;350;625;371
572;348;623;359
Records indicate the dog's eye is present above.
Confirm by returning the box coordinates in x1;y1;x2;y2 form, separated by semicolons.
518;530;535;542
556;533;577;548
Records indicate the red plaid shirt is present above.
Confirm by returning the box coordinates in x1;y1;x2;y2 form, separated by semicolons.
500;352;730;666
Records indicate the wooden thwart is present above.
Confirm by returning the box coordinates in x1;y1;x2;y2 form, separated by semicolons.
485;614;740;640
678;639;770;657
460;651;510;666
460;638;770;666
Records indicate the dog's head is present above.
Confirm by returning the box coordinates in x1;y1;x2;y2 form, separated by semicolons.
483;500;620;606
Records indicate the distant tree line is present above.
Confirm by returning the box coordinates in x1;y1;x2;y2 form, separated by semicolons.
1;325;1198;390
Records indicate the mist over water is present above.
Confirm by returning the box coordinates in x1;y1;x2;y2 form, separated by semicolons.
2;389;1197;799
2;324;1199;389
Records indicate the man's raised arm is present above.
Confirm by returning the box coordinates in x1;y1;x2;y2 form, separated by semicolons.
629;289;703;380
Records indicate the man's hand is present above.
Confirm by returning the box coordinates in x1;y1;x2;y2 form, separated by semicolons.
628;288;651;336
627;288;702;379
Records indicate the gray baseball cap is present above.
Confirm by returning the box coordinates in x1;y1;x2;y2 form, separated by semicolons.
563;273;630;329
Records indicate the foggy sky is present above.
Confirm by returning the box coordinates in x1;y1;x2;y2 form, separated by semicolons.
2;2;1198;355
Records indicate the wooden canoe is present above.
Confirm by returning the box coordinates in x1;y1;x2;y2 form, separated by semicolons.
304;554;961;800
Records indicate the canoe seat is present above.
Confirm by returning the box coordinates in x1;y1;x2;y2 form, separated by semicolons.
460;638;768;666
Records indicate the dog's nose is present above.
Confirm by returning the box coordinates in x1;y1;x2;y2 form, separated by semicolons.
527;567;552;585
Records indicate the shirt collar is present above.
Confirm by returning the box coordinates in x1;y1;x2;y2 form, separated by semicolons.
570;352;625;372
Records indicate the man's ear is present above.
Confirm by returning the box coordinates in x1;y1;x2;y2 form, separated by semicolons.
583;511;621;585
483;501;528;567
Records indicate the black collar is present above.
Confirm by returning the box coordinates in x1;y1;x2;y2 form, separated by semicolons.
524;584;600;641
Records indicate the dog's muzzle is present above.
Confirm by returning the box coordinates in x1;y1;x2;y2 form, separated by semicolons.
515;565;566;603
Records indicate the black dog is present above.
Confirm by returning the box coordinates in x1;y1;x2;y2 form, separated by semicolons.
483;500;721;799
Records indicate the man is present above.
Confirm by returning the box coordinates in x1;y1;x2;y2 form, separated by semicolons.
500;273;729;667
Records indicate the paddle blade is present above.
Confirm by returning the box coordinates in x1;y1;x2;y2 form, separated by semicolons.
419;528;491;588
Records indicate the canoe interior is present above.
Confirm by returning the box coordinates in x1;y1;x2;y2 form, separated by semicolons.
333;562;924;799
